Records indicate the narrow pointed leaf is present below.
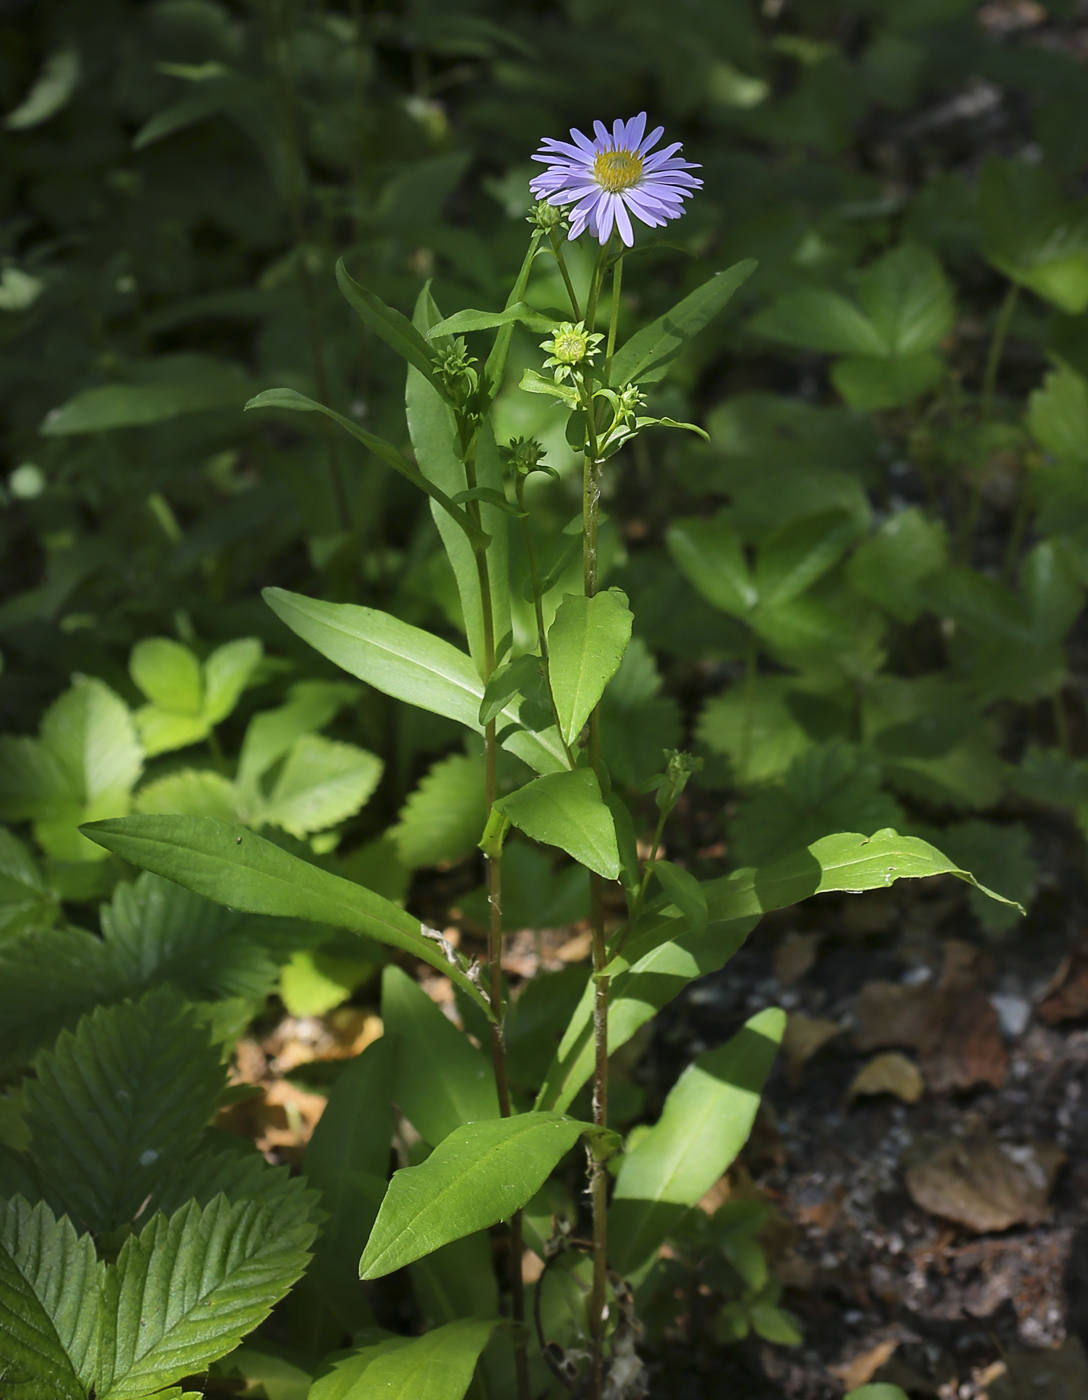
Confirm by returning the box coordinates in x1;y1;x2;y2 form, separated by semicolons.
427;301;558;338
610;1008;785;1274
650;859;707;936
80;815;494;1018
536;828;1019;1112
610;260;757;386
547;590;633;747
497;770;620;879
244;388;486;548
382;965;498;1145
312;1320;500;1400
263;589;567;775
360;1114;606;1277
335;261;447;390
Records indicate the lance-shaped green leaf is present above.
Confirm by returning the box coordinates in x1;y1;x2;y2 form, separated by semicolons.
610;260;757;387
382;965;498;1145
93;1192;315;1400
547;590;633;747
0;1196;103;1398
483;230;544;400
312;1320;501;1400
245;388;487;549
649;859;707;937
609;1008;785;1275
80;815;494;1019
262;589;567;775
407;286;510;675
427;301;559;338
40;359;252;434
496;770;620;879
360;1113;609;1278
303;1037;393;1329
335;261;448;391
536;828;1020;1112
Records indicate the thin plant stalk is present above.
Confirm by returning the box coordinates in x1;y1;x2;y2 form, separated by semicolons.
963;281;1020;560
579;249;611;1397
462;442;531;1400
547;227;582;319
603;255;623;385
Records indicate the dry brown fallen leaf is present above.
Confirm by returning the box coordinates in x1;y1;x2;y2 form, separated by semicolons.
1037;949;1088;1025
989;1337;1088;1400
773;931;821;984
828;1338;900;1391
905;1133;1065;1233
782;1012;843;1082
848;1051;925;1104
854;940;1007;1092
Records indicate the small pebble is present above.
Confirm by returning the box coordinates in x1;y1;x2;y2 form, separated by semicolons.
991;993;1031;1038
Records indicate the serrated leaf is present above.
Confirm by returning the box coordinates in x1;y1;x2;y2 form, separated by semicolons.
847;508;947;622
831;351;943;409
0;1196;103;1398
855;244;954;357
755;509;861;610
610;1008;785;1274
979;157;1088;313
0;679;143;863
203;639;263;724
130;639;203;715
751;288;885;356
382;966;498;1145
610;261;757;386
262;589;567;776
666;513;755;616
1028;363;1088;462
731;741;903;867
497;769;620;879
81;815;494;1018
546;589;633;747
695;676;813;786
0;828;60;942
135;769;247;823
360;1114;602;1278
237;681;360;788
22;985;226;1233
94;1192;315;1399
390;753;486;869
261;736;382;837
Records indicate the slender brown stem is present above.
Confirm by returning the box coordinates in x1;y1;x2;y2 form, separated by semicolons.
465;443;530;1400
581;386;610;1396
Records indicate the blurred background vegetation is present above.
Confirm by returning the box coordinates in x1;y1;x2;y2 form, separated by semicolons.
6;0;1088;926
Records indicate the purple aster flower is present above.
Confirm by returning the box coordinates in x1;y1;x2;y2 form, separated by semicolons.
529;112;702;247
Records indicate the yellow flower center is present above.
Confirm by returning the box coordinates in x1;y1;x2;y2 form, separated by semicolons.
593;148;643;192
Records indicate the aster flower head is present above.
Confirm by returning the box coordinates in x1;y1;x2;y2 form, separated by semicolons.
529;112;702;247
540;320;604;384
